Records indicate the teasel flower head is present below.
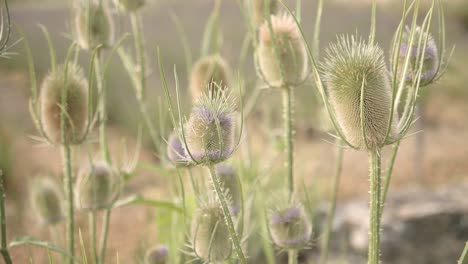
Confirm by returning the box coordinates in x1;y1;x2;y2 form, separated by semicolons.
189;196;232;262
248;0;278;28
216;164;242;216
75;161;120;211
114;0;145;13
185;90;236;165
258;14;308;88
189;55;231;102
30;176;64;226
322;35;398;150
268;198;312;250
393;25;439;87
40;64;89;145
145;244;168;264
74;0;114;50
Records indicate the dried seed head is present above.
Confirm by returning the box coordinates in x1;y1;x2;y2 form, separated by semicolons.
190;198;232;262
75;1;114;50
185;91;236;165
190;55;231;102
145;245;168;264
30;176;64;226
248;0;278;27
258;14;307;87
76;161;120;211
322;36;398;150
216;164;241;216
167;131;187;165
40;64;89;145
114;0;145;12
394;26;439;86
268;201;311;250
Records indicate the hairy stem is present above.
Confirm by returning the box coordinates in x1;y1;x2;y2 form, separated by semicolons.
368;149;382;264
0;171;12;264
89;211;98;264
98;209;111;264
61;144;74;264
208;165;246;264
282;86;294;201
288;249;298;264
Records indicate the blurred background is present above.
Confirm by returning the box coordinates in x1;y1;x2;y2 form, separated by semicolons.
1;0;468;263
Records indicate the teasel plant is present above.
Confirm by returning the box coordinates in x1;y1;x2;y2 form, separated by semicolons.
275;0;450;263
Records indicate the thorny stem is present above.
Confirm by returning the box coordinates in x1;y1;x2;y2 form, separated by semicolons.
94;49;111;163
368;149;382;264
89;211;98;264
61;144;74;264
288;249;298;264
282;86;295;201
319;144;344;264
208;165;246;264
98;209;111;264
380;140;401;218
0;171;12;264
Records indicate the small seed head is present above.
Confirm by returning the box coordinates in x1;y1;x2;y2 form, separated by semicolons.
258;14;307;87
75;1;114;50
76;161;120;211
216;164;241;216
248;0;278;27
190;55;231;102
114;0;145;12
30;176;64;226
145;244;168;264
322;36;398;150
40;64;89;145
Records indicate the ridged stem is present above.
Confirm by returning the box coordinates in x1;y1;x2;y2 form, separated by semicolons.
319;144;344;264
208;165;246;264
282;86;294;201
368;149;382;264
288;249;298;264
94;50;111;163
61;144;74;264
89;211;98;264
0;171;12;264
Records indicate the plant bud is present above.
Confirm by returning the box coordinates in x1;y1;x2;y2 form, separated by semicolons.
322;36;398;150
40;64;89;145
76;161;119;211
167;131;187;165
189;55;231;101
145;245;168;264
75;1;114;50
185;92;236;165
247;0;278;27
258;14;307;87
114;0;145;13
30;176;64;226
394;26;439;86
191;199;232;262
216;164;241;216
268;202;311;250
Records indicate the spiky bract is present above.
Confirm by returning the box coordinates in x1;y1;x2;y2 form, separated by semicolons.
114;0;145;12
248;0;278;27
30;176;64;226
145;245;168;264
75;1;114;50
189;55;231;101
216;164;241;216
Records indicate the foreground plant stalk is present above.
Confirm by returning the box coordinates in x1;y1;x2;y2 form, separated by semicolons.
368;149;382;264
94;50;111;163
61;144;74;264
0;171;12;264
208;165;246;264
99;209;111;264
89;212;98;264
282;86;295;201
288;249;298;264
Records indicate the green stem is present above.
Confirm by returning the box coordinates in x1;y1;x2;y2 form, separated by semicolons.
89;211;98;264
380;140;401;218
282;86;294;201
319;145;344;264
0;171;12;264
368;149;382;264
94;49;111;163
458;242;468;264
61;144;74;264
288;249;298;264
98;209;111;264
208;165;246;264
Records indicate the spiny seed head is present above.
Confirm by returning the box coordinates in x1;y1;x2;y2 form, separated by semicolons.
76;161;120;211
40;64;89;145
145;245;168;264
185;91;236;165
114;0;145;13
75;1;114;50
190;55;231;102
248;0;278;27
268;200;311;250
190;197;232;262
322;35;398;150
258;14;308;87
394;26;439;86
216;164;241;216
167;131;188;166
30;176;64;226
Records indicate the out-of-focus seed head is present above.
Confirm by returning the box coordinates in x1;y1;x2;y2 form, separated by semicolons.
145;244;168;264
75;1;114;50
40;64;89;145
258;14;308;87
394;26;439;86
216;164;241;216
322;35;398;150
76;161;120;211
189;55;231;102
167;131;188;166
30;176;64;226
114;0;145;13
185;91;236;165
190;197;232;262
248;0;278;27
268;200;312;250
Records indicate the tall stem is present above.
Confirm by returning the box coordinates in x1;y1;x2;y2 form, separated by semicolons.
89;211;98;264
368;149;382;264
288;249;298;264
0;171;12;264
282;86;294;200
319;145;344;264
98;209;111;264
380;141;400;218
207;165;246;264
94;50;111;163
62;144;74;264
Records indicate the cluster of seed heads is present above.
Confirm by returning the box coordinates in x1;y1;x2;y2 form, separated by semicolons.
190;55;231;102
30;176;64;226
74;0;114;50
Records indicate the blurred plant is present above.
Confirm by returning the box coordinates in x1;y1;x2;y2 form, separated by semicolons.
30;176;64;226
189;55;231;102
145;244;168;264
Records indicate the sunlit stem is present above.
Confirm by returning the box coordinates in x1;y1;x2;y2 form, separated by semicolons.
458;242;468;264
